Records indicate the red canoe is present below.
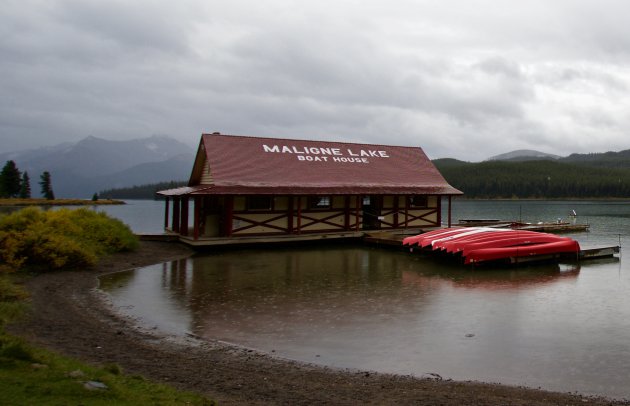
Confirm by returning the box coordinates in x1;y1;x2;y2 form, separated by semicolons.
405;228;471;248
460;235;571;257
441;231;546;254
402;227;464;246
464;239;581;265
430;228;512;251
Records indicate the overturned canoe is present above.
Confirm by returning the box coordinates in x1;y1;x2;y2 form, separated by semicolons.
464;239;581;265
405;227;581;266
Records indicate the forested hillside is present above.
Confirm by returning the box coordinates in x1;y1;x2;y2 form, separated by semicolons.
99;181;186;200
434;159;630;198
560;149;630;168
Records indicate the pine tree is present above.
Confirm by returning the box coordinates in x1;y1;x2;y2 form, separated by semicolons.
0;160;22;198
19;171;31;198
39;171;55;200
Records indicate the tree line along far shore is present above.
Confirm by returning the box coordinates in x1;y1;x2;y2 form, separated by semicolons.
0;160;55;200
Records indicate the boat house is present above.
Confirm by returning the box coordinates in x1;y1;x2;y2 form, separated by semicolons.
158;133;462;244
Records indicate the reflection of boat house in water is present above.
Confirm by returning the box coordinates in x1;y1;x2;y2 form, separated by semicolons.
158;133;462;244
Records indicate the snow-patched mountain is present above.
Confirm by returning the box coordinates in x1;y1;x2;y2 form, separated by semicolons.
487;149;562;162
0;135;194;198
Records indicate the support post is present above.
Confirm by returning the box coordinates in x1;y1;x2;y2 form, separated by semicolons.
355;195;361;231
288;196;294;233
296;196;301;234
393;195;399;228
180;197;189;236
344;196;350;230
448;195;453;228
224;196;234;237
193;196;201;240
164;197;170;230
172;198;180;233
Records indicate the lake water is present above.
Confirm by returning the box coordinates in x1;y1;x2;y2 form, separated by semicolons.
38;199;630;398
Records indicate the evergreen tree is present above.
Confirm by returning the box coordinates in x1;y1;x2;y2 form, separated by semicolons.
92;192;99;201
39;171;55;200
19;171;31;198
0;160;21;198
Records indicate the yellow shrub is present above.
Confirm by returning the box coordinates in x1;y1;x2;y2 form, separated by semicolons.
0;207;137;273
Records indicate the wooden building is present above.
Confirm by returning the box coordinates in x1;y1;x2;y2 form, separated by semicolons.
158;133;462;242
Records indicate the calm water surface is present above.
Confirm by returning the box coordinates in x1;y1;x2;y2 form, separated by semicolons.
99;200;630;398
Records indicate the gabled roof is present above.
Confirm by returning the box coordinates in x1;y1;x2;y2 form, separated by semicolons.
159;134;462;196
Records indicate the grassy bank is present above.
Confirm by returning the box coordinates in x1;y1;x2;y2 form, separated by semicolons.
0;326;214;405
0;198;125;206
0;208;214;405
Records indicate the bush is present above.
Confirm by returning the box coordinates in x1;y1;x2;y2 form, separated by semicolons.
0;208;138;273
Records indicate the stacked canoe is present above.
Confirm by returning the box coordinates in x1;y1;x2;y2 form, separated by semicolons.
402;227;581;265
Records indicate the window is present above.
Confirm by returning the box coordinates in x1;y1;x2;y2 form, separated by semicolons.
362;196;371;206
247;196;273;210
309;196;331;209
409;195;428;208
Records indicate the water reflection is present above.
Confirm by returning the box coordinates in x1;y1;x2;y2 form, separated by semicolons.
401;264;580;291
99;245;630;398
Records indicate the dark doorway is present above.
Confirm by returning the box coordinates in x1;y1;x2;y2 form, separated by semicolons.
362;195;382;230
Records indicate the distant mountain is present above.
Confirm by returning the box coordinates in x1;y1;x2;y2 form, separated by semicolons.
0;135;194;198
92;154;192;191
487;150;562;162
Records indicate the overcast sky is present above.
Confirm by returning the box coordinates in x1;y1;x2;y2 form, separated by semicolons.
3;0;630;161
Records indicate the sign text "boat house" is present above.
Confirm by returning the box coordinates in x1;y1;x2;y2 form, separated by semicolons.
262;144;390;163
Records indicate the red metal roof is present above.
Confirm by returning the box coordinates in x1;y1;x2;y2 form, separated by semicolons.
160;134;462;196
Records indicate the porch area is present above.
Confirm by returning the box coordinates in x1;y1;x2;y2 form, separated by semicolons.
160;194;454;241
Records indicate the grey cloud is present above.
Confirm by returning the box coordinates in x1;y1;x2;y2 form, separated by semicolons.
4;0;630;161
54;1;193;57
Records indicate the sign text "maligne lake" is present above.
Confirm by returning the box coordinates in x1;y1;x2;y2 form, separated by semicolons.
262;144;390;163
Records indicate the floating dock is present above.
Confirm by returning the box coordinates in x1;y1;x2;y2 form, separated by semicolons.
579;245;621;260
458;219;590;233
138;230;366;247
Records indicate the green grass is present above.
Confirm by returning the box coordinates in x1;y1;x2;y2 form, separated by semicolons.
0;335;214;405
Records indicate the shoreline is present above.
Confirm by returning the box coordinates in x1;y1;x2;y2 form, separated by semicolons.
8;241;630;405
453;197;630;201
0;198;125;206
